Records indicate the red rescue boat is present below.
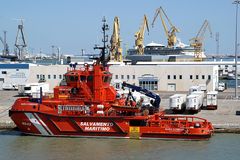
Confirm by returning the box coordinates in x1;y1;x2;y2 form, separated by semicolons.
9;19;213;140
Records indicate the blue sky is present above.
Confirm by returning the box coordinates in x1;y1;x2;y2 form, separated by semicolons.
0;0;238;55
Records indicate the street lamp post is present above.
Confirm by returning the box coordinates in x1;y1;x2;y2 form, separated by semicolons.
233;0;240;99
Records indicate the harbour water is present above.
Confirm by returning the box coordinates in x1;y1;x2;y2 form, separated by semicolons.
0;130;239;160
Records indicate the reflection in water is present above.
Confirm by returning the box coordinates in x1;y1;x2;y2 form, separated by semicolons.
0;131;239;160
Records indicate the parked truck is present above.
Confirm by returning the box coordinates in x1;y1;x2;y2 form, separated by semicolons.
186;91;204;113
206;91;218;110
18;83;49;97
169;94;187;112
188;85;201;95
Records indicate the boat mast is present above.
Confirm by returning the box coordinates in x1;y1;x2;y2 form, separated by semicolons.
94;17;109;67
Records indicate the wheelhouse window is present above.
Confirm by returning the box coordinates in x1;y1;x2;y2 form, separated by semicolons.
66;75;78;82
103;76;112;83
80;76;86;81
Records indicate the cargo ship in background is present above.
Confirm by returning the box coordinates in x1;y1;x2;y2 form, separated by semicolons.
126;41;206;63
9;19;214;140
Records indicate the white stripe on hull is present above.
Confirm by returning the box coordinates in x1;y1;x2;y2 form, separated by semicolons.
33;113;53;135
24;113;49;136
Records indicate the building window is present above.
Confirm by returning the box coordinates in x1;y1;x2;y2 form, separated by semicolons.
115;75;118;79
190;75;193;79
54;75;56;79
2;71;7;74
202;75;205;79
132;75;135;79
167;75;170;79
59;75;62;79
37;74;40;79
121;75;124;79
179;75;182;79
48;75;51;79
139;74;158;90
115;83;120;89
196;75;199;79
127;75;130;80
16;69;19;71
208;75;211;80
173;75;176;79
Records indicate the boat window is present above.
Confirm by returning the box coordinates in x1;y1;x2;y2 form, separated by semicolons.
87;75;93;82
69;76;78;81
80;76;86;81
103;76;109;83
129;120;146;126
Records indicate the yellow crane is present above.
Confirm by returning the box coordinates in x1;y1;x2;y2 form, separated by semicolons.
190;20;212;61
110;16;122;62
134;14;149;55
152;7;180;48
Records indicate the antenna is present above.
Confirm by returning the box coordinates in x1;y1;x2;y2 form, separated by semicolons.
14;18;27;60
94;17;109;67
215;32;219;56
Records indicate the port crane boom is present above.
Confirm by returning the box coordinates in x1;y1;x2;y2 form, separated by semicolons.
110;16;122;62
190;20;212;61
134;14;149;55
152;7;180;48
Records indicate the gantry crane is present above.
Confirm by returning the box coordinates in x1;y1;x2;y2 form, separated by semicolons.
152;7;180;48
135;14;149;55
190;20;212;61
110;16;122;62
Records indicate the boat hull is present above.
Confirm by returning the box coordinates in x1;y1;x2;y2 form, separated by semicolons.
9;111;213;140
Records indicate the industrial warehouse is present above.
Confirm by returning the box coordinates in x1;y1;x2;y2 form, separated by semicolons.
0;62;219;91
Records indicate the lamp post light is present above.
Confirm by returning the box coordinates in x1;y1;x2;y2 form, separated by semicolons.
233;0;240;99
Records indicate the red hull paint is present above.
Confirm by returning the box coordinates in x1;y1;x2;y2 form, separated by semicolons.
10;110;213;140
